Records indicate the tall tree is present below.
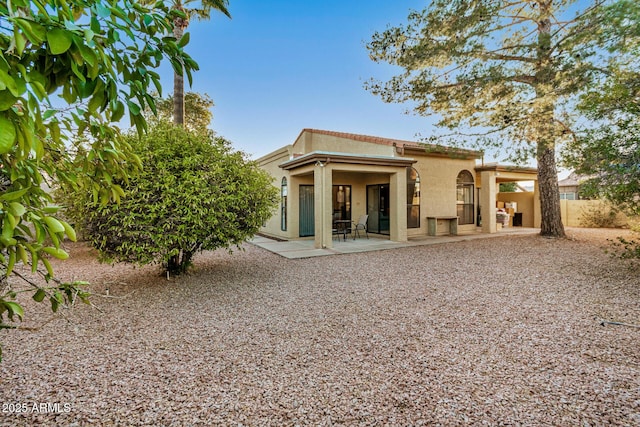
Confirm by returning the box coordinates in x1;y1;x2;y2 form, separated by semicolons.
169;0;230;125
366;0;638;238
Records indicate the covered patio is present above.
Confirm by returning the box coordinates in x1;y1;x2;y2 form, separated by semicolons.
280;151;416;250
476;164;540;233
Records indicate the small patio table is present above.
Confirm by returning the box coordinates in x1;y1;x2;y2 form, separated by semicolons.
333;220;351;241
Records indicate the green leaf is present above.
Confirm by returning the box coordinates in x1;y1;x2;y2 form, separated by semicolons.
44;216;65;233
15;19;46;45
127;100;141;115
60;220;77;242
12;29;27;56
84;29;95;43
0;115;16;154
111;100;125;122
3;301;24;321
43;109;57;120
64;20;82;31
178;32;190;48
95;2;111;18
8;202;26;217
43;247;69;260
78;43;97;67
49;296;59;312
0;69;19;97
0;188;28;201
42;257;54;278
17;245;29;265
33;289;46;303
6;248;16;276
88;91;105;113
0;91;17;111
47;29;73;55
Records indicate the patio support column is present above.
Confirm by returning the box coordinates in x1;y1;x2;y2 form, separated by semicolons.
533;181;541;228
480;170;497;234
390;170;408;242
314;161;333;249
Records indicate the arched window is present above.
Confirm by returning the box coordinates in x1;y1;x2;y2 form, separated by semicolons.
281;177;288;231
457;170;474;225
407;167;420;228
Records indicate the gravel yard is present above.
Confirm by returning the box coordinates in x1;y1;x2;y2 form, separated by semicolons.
0;228;639;426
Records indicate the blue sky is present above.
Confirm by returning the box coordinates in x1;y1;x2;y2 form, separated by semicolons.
158;0;433;159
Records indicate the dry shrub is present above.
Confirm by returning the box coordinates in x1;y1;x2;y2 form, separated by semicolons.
579;202;619;228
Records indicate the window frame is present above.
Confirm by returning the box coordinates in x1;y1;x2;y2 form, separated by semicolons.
281;177;287;231
456;170;475;225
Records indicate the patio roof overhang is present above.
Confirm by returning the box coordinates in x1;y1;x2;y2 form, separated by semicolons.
279;151;417;170
475;164;538;182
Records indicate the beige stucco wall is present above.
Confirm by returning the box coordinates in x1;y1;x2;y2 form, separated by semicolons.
497;192;535;228
409;156;478;237
560;199;629;228
257;146;294;240
293;132;394;157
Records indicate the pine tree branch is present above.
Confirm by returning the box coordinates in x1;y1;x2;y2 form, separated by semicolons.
480;51;537;63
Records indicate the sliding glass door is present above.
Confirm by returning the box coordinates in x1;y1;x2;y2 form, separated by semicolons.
367;184;390;235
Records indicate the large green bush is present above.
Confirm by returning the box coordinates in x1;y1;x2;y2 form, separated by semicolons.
63;124;278;274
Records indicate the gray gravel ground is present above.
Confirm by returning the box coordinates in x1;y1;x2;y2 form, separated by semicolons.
0;228;639;426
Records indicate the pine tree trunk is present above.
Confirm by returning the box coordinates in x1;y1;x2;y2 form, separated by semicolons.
533;1;565;238
537;144;566;238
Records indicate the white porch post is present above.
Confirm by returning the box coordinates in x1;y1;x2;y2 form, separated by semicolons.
480;170;497;234
390;170;408;242
314;162;333;249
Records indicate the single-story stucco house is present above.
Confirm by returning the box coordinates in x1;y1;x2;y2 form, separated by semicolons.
257;129;541;249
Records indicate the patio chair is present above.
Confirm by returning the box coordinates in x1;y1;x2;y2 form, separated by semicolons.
352;214;368;240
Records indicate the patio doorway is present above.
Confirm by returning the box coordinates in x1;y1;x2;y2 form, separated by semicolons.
367;184;390;235
333;185;351;221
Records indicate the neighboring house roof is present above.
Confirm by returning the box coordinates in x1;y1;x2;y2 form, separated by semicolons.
297;128;483;159
558;171;586;187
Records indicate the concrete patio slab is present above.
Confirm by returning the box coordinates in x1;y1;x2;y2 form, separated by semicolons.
250;227;540;259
